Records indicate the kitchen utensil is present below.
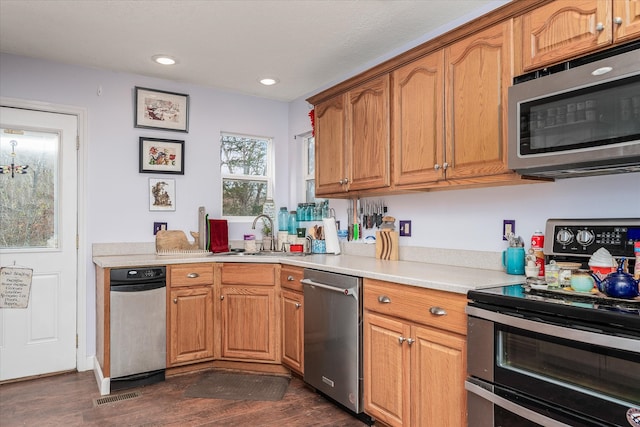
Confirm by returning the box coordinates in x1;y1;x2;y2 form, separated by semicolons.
502;246;525;275
590;257;640;299
570;270;595;293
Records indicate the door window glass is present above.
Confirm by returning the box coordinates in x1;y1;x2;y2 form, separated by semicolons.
0;128;59;249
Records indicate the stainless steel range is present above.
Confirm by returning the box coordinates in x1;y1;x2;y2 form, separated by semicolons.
466;218;640;427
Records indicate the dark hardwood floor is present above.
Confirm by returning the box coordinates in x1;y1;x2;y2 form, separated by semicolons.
0;370;370;426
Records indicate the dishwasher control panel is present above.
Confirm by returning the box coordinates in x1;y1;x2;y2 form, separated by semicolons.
110;267;166;284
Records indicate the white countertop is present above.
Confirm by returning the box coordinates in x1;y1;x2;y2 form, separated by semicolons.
93;251;524;295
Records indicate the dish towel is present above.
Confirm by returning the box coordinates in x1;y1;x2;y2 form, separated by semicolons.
208;219;229;253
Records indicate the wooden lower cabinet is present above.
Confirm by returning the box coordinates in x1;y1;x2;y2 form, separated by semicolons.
218;263;280;363
363;279;467;426
167;263;215;366
169;286;215;365
280;265;304;374
281;289;304;374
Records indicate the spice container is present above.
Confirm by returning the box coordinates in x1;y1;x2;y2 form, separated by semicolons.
545;261;560;289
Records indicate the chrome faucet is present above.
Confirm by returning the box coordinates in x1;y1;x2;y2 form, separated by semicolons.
251;214;275;251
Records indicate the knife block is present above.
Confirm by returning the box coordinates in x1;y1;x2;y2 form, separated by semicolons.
376;230;398;260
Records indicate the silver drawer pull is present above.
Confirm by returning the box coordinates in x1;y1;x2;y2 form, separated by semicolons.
429;306;447;316
187;272;199;278
295;303;301;309
287;275;294;281
406;338;415;345
378;295;391;304
220;295;224;300
398;336;406;344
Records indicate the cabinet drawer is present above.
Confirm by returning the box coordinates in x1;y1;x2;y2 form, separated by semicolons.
221;263;277;286
280;265;304;292
364;278;467;335
169;264;214;287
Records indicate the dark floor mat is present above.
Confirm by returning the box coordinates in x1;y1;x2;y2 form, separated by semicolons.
184;371;290;401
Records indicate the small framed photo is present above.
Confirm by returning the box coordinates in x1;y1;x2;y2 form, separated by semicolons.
135;87;189;132
139;137;184;174
149;178;176;211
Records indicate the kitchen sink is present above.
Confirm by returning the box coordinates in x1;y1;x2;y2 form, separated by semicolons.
214;251;306;257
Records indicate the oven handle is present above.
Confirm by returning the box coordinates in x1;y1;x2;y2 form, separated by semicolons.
465;379;571;427
301;278;358;300
466;306;639;353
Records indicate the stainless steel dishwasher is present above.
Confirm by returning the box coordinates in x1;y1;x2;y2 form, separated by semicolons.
302;268;365;416
109;266;166;392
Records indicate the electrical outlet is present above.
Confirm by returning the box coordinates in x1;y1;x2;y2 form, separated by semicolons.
154;222;167;235
503;220;515;240
399;220;411;237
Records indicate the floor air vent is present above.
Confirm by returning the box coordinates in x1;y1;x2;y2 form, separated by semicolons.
93;391;141;407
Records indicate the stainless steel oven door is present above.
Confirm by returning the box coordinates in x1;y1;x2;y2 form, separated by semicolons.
467;307;640;427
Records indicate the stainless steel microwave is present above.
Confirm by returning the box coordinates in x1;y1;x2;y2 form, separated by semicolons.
508;44;640;179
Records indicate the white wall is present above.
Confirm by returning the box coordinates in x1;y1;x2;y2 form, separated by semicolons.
1;53;291;356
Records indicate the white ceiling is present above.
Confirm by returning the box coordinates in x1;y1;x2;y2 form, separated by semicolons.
0;0;506;102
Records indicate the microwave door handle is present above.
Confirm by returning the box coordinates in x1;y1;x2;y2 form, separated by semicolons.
465;380;571;427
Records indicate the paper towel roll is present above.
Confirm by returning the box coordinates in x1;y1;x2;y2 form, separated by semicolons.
322;217;341;255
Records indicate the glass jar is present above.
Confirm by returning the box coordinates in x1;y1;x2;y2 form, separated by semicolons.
288;211;298;235
277;207;288;232
306;203;315;221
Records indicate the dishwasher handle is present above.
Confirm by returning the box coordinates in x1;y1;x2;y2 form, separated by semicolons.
301;278;358;300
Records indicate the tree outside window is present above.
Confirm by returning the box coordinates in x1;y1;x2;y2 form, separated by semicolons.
220;133;273;217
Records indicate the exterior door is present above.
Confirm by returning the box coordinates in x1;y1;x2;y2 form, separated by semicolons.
0;106;78;381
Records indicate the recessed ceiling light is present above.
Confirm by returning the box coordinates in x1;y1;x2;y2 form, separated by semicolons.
152;55;176;65
259;77;279;86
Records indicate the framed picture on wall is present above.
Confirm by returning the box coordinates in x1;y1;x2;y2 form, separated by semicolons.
149;178;176;211
135;87;189;132
139;137;185;174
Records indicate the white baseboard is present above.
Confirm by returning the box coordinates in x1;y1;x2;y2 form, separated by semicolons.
91;356;110;395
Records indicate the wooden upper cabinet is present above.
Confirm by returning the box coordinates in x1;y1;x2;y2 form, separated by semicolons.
518;0;640;73
315;94;348;196
392;51;445;187
614;0;640;43
445;21;512;179
347;75;391;192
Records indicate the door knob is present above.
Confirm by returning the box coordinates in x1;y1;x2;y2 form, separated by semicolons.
406;338;415;345
173;298;177;304
596;22;605;31
398;336;406;344
614;17;623;25
295;303;301;309
220;295;224;300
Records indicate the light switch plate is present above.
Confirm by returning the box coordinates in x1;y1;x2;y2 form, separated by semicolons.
399;220;411;237
154;222;167;235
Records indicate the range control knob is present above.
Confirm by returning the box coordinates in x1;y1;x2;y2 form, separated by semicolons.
556;229;574;245
576;229;595;246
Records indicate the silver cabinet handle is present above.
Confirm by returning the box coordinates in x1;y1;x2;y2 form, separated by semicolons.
434;164;441;171
406;338;415;345
339;178;349;185
378;295;391;304
614;16;623;25
295;303;301;309
173;298;177;304
429;306;447;316
220;295;224;300
596;22;604;31
187;272;199;278
287;275;294;281
398;336;406;344
442;162;449;170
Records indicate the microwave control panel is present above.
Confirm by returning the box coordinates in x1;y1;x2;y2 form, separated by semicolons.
544;219;640;257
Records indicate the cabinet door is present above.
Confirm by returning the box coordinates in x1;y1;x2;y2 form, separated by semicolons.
220;286;278;361
364;311;411;427
614;0;640;43
281;290;303;374
315;94;348;195
445;21;512;180
347;75;391;191
168;286;214;366
392;51;445;187
411;325;467;427
520;0;612;72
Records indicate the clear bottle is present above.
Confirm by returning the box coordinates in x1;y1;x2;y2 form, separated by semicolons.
288;211;298;235
277;207;288;232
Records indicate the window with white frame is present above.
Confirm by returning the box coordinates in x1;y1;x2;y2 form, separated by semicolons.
302;133;315;202
220;132;273;218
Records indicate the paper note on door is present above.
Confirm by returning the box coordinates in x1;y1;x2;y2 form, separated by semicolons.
0;266;33;308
